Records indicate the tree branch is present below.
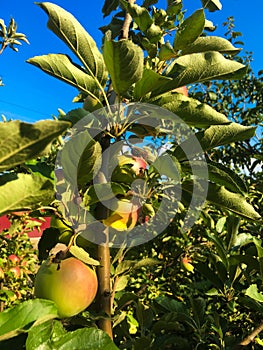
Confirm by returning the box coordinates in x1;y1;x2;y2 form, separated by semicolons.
120;0;136;40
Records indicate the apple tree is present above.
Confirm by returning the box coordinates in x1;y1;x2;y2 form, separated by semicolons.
0;1;261;349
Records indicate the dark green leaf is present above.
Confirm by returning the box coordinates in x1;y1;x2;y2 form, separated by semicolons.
103;32;144;95
173;9;205;51
37;2;107;84
102;0;119;17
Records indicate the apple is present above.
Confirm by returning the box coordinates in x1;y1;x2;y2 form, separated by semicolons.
112;155;147;184
181;257;194;272
174;86;188;96
9;266;21;278
8;254;20;264
102;199;139;231
34;257;98;318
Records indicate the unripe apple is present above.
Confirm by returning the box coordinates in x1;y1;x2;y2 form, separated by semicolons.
34;257;98;318
8;254;20;264
103;199;139;231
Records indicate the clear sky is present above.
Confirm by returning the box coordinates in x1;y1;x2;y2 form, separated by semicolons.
1;0;262;123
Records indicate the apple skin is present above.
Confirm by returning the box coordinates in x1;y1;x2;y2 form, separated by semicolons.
8;254;20;264
103;199;139;231
9;266;21;278
174;86;188;96
34;257;98;318
112;155;147;184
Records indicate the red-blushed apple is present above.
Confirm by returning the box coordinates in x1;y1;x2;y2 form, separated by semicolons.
102;199;139;231
181;257;194;272
174;86;188;96
112;155;147;183
9;266;21;278
8;254;20;264
34;257;98;318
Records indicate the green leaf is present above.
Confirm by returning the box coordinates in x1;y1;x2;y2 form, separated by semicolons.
151;153;181;181
201;0;222;12
115;275;129;291
0;299;58;341
102;0;119;17
133;258;160;269
69;246;100;266
245;284;263;303
59;129;101;187
77;140;102;189
173;9;205;51
103;32;144;95
206;183;261;221
133;68;172;100
182;160;248;194
164;51;247;89
173;123;256;160
36;2;107;84
150;92;230;128
28;325;119;350
60;108;104;128
26;320;66;350
120;1;153;32
83;183;127;206
0;173;54;216
27;54;98;96
0;120;69;172
181;36;241;56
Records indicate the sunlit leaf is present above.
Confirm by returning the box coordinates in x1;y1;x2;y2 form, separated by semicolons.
0;120;69;172
103;32;144;95
245;284;263;303
201;0;222;12
120;0;153;32
150;92;230;127
206;183;261;221
37;2;107;84
173;9;205;51
27;54;98;97
163;51;247;90
173;123;256;160
0;173;54;216
0;299;58;341
181;36;241;56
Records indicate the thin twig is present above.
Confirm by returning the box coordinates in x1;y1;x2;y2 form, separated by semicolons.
235;321;263;348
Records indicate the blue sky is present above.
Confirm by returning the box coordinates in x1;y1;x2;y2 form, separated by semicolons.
1;0;262;123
